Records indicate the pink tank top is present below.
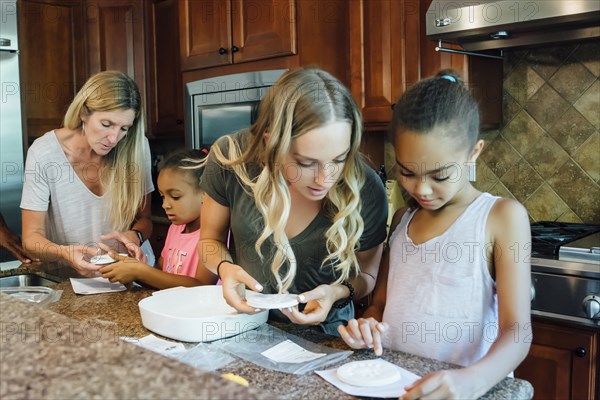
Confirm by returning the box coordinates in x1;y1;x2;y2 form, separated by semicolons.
382;193;500;366
161;224;200;278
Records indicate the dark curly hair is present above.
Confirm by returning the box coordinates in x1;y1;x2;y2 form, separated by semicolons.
159;148;208;191
391;69;480;150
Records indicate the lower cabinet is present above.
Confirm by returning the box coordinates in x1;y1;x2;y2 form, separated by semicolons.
514;318;598;400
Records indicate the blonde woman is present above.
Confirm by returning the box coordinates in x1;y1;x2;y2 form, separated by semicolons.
199;67;388;334
21;71;153;275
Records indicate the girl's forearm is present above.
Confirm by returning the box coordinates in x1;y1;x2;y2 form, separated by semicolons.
134;266;208;290
462;323;532;397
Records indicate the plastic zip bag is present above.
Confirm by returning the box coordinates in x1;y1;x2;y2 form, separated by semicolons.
213;324;352;375
172;342;235;372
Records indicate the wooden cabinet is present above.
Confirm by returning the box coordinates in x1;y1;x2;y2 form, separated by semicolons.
350;0;502;132
18;0;87;139
144;0;184;137
349;0;414;130
18;0;146;141
86;0;146;101
179;0;297;71
515;319;598;400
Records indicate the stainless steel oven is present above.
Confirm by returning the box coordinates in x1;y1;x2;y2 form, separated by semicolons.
530;223;600;328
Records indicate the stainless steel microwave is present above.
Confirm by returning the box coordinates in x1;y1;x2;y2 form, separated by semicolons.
185;69;287;149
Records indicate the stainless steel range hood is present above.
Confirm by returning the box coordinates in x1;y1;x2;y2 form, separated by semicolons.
426;1;600;51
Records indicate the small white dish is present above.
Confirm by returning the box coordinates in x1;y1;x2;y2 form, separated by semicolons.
245;291;299;309
90;254;117;265
336;359;402;387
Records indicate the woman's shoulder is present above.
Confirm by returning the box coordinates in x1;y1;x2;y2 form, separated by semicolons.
361;163;386;191
28;130;60;156
213;130;250;151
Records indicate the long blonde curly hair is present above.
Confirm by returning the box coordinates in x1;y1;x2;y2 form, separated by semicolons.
63;71;147;232
211;67;365;293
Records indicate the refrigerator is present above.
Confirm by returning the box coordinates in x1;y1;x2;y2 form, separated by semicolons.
0;0;25;265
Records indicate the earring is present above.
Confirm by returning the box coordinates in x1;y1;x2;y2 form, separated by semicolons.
468;162;476;182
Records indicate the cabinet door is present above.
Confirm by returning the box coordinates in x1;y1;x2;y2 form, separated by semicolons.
515;320;597;400
231;0;296;64
18;0;86;139
145;0;184;137
86;0;146;100
179;0;232;71
349;0;405;128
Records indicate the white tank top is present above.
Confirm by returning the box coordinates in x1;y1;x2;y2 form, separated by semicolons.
382;193;500;367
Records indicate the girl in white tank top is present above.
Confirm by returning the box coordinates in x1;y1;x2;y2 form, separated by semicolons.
338;71;532;399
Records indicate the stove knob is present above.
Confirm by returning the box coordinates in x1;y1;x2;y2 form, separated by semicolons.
582;295;600;319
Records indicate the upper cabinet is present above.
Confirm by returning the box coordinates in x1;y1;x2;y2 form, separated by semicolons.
350;0;503;131
179;0;297;71
18;0;146;140
18;0;87;139
145;0;184;138
349;0;418;130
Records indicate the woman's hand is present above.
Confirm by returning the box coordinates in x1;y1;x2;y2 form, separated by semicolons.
337;317;387;356
99;254;140;284
280;284;342;325
400;369;477;400
219;261;264;314
100;230;146;262
62;245;101;276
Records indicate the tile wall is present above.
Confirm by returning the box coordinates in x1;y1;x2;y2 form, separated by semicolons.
385;41;599;224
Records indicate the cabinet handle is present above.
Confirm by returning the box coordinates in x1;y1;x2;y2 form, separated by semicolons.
575;347;586;358
218;47;227;55
231;46;239;53
176;119;183;125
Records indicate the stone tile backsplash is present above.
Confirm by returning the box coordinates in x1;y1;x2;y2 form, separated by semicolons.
478;41;599;224
384;40;599;224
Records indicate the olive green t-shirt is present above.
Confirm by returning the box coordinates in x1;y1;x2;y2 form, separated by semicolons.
200;131;388;335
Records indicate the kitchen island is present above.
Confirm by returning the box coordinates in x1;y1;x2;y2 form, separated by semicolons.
1;263;534;399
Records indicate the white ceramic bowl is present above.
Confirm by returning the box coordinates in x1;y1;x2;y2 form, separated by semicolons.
138;285;268;342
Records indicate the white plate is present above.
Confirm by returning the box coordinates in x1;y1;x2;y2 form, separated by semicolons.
245;291;299;309
138;285;268;342
90;254;117;265
336;360;402;387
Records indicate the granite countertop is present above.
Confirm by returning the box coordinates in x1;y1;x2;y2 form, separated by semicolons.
1;263;534;399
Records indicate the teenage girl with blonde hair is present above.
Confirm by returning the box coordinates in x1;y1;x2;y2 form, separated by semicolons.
199;67;388;334
21;71;154;275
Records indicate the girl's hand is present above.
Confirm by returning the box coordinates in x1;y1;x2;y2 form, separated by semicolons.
219;261;264;314
401;369;475;400
337;318;387;356
99;253;139;284
100;230;146;262
63;245;101;276
280;284;339;325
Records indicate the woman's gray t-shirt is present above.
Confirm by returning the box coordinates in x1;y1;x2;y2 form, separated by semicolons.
200;132;388;334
